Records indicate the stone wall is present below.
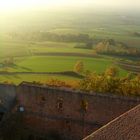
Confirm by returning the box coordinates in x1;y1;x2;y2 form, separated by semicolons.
16;82;140;140
0;83;16;111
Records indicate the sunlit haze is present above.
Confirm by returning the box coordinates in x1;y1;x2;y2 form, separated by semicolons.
0;0;140;13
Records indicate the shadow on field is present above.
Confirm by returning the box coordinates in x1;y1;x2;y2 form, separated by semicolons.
17;65;33;72
1;64;33;72
13;75;21;79
0;71;84;79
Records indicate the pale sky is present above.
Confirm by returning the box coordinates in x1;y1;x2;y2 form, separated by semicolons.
0;0;139;12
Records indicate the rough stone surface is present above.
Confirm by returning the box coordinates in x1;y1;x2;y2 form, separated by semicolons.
15;82;140;140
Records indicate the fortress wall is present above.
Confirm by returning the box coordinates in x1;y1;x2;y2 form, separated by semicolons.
0;84;16;111
16;83;140;140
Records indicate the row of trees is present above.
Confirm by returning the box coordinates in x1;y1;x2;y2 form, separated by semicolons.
10;32;92;43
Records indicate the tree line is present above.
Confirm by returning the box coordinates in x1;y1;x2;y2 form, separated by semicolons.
10;32;92;43
95;39;140;57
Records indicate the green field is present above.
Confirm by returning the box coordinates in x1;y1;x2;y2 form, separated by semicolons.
1;9;140;84
6;56;113;72
0;41;93;57
0;38;133;84
0;54;128;84
0;38;135;84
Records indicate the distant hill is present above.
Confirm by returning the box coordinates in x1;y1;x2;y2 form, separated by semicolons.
95;39;140;57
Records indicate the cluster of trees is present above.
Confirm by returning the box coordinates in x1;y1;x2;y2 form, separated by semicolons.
32;66;140;97
95;39;140;57
32;64;139;97
79;67;140;96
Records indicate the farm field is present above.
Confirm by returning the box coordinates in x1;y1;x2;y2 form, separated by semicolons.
0;39;129;84
1;29;140;84
4;56;113;73
0;40;93;57
116;60;140;73
0;54;128;84
1;9;140;84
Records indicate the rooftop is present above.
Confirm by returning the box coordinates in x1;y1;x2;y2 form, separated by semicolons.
83;104;140;140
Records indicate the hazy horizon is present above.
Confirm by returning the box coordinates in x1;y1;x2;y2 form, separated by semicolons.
0;0;140;33
0;0;140;13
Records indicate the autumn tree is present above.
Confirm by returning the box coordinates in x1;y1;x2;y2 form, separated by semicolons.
105;66;119;77
74;61;84;74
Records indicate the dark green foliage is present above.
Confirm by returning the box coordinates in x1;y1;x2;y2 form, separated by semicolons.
11;32;91;43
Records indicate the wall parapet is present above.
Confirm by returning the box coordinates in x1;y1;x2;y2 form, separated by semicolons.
19;81;140;102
